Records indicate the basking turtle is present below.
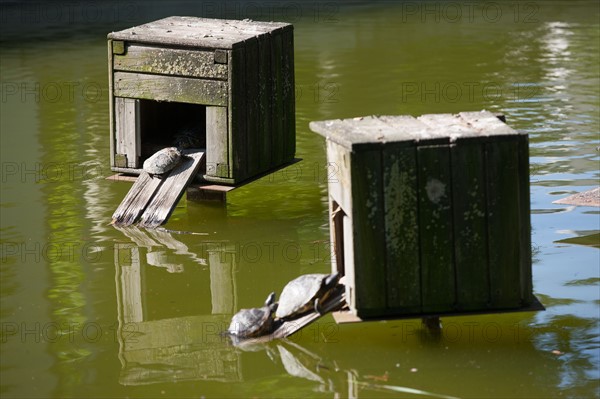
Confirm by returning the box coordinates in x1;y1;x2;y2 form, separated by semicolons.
276;273;340;321
228;292;278;338
143;147;183;176
173;124;205;149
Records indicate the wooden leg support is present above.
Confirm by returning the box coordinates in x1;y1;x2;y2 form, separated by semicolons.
421;316;441;333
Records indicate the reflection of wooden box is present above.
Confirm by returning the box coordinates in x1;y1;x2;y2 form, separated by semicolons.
310;111;534;318
108;16;295;184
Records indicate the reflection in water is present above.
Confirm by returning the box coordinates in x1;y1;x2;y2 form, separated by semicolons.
113;227;239;384
1;1;599;397
112;226;465;397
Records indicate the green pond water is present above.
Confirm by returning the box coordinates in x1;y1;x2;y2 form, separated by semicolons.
1;1;599;398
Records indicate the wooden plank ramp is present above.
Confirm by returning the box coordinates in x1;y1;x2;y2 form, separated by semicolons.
112;150;205;228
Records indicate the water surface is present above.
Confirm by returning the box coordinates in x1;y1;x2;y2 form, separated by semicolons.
1;1;599;398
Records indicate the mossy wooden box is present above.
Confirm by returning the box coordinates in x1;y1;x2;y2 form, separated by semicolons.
310;111;534;319
108;16;295;184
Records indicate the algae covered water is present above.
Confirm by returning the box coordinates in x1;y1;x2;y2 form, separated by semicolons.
1;1;599;398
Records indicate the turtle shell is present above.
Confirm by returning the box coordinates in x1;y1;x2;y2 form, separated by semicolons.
228;306;274;338
143;147;183;175
275;273;339;320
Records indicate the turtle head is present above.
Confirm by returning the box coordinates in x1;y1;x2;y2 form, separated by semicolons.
264;292;278;314
324;272;340;288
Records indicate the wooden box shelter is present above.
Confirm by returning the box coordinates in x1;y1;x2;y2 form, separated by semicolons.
108;16;295;184
310;111;537;319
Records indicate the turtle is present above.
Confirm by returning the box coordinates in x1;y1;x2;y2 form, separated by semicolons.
142;147;183;176
275;273;340;321
228;292;278;338
173;124;205;149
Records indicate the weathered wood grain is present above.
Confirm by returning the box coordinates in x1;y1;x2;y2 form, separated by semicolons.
114;97;140;168
108;40;116;168
109;17;295;184
113;72;228;106
244;37;260;178
342;214;356;310
326;140;352;214
451;142;490;310
417;145;456;313
517;135;533;305
112;171;163;226
139;151;206;228
281;26;296;163
205;106;229;179
330;201;346;276
256;34;273;173
351;149;387;316
310;111;534;318
113;44;228;80
270;32;284;167
485;140;521;308
229;46;246;182
108;16;291;50
383;142;421;313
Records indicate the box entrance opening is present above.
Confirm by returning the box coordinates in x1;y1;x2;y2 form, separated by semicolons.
139;100;207;162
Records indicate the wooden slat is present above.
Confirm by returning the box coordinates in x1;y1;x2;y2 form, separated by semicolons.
517;135;533;305
139;151;206;228
257;34;273;173
342;214;356;310
114;97;140;168
485;140;522;308
331;201;346;276
351;149;387;317
270;33;284;166
281;26;296;162
229;46;246;182
108;40;116;168
244;37;260;177
417;145;455;313
457;110;530;307
383;142;421;313
326;141;352;216
451;142;490;310
113;44;228;80
112;171;163;226
113;72;228;106
205;106;229;178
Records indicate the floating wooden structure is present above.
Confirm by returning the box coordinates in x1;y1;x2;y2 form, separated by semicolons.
108;16;295;185
112;150;205;227
310;110;543;320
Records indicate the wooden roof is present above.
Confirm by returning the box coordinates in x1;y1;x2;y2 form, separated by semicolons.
108;16;292;49
309;110;522;150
